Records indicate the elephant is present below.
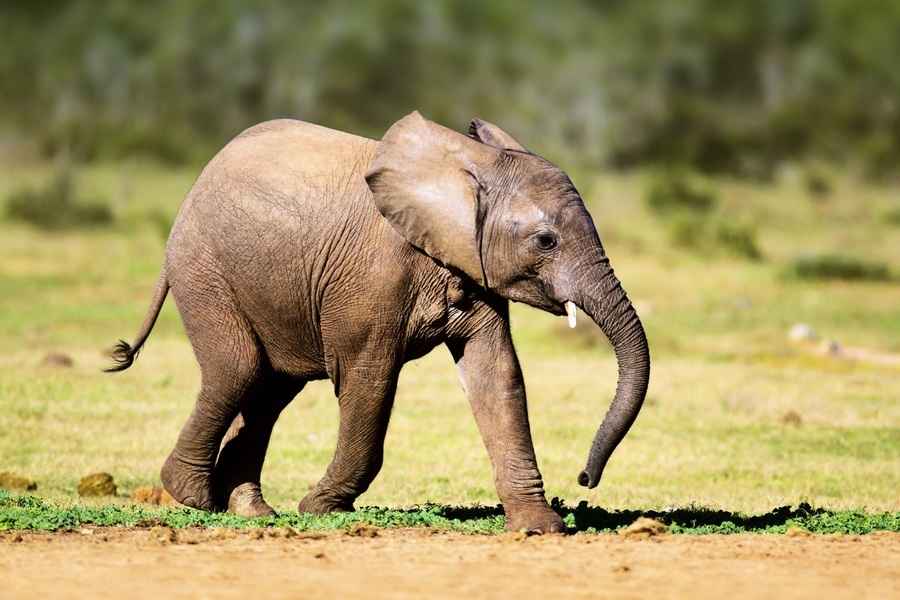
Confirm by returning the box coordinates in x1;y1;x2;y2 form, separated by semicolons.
107;112;650;534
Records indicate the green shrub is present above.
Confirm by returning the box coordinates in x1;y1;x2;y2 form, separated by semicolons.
803;165;833;199
645;170;718;215
5;169;113;230
713;221;762;260
883;207;900;226
666;215;706;249
788;254;892;282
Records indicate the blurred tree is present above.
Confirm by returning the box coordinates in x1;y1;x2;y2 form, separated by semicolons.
1;0;898;176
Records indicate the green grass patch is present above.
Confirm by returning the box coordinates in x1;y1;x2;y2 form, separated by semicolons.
1;492;897;535
787;254;892;282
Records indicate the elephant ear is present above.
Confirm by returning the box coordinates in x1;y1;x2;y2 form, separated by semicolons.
468;118;528;152
366;111;499;286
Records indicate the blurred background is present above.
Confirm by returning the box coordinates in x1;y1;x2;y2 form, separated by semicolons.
3;0;900;175
0;1;898;510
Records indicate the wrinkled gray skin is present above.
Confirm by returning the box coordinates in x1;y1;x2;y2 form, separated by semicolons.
108;112;650;533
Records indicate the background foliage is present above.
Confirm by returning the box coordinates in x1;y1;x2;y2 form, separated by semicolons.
3;0;900;176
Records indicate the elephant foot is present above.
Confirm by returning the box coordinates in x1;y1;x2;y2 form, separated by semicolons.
297;490;355;515
504;502;565;534
226;482;277;518
160;452;219;512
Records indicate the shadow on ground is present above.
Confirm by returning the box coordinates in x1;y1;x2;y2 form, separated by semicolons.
433;500;891;534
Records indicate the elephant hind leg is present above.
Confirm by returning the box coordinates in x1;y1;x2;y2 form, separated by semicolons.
214;376;304;517
161;278;264;512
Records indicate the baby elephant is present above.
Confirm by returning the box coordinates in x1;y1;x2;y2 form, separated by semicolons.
108;112;649;533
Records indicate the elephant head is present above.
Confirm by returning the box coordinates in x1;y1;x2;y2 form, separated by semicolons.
365;111;650;488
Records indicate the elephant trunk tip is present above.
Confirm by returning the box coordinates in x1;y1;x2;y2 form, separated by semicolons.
577;464;602;489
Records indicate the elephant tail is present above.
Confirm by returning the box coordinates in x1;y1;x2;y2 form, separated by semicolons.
105;270;169;373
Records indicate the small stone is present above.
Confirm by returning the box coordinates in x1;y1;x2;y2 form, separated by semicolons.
149;526;176;544
131;486;176;506
619;517;668;539
77;473;117;497
788;323;818;343
41;352;74;368
0;472;37;491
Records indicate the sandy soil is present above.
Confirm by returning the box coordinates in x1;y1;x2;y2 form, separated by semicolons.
2;528;898;599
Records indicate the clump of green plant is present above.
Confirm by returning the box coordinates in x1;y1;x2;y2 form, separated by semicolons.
882;207;900;226
788;254;892;282
712;220;762;260
645;169;718;215
5;168;113;229
803;164;833;199
2;492;899;535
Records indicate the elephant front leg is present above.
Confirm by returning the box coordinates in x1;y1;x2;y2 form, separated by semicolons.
448;319;564;534
298;364;399;514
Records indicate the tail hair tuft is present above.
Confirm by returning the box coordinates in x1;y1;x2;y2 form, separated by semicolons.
104;340;138;373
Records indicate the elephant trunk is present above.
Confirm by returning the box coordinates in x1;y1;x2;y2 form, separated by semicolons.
574;263;650;488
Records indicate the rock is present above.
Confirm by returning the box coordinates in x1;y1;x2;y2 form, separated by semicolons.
149;526;176;544
131;486;176;506
41;352;74;368
0;472;37;491
788;323;818;343
781;410;803;426
619;517;668;539
77;473;117;497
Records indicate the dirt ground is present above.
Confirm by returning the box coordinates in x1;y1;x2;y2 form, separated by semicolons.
2;529;898;599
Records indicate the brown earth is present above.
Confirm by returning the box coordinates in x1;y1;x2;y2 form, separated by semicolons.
1;529;898;599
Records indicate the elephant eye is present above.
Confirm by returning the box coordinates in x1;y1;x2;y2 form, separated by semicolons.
534;233;558;251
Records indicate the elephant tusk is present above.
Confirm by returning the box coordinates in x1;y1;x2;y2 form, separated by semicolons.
566;301;577;328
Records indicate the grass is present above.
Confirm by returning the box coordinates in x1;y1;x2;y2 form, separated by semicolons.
2;491;897;535
1;159;899;524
